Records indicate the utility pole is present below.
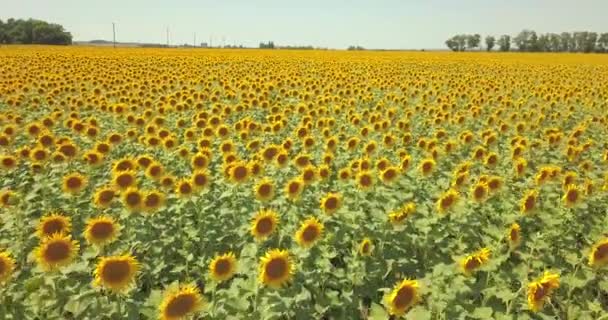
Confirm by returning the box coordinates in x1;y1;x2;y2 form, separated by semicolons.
209;36;212;48
166;27;169;47
194;32;197;47
112;22;116;48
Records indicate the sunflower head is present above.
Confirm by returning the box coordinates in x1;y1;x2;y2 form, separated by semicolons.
93;186;116;208
562;184;582;208
0;251;16;284
258;249;293;288
209;252;237;282
84;216;120;247
320;192;342;215
588;238;608;268
419;158;436;177
36;213;71;238
0;189;18;208
520;189;538;214
121;187;143;212
143;190;165;213
284;177;304;201
34;233;80;271
251;209;279;241
113;170;137;190
159;284;204;320
385;279;419;316
228;161;250;184
436;189;459;214
470;182;489;203
175;178;194;198
527;271;560;312
62;172;88;195
295;217;324;248
191;170;210;191
460;247;491;275
507;223;521;248
356;171;374;191
254;178;274;202
94;254;139;294
359;238;373;256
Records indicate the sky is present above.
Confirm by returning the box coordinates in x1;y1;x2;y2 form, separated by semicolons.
1;0;607;49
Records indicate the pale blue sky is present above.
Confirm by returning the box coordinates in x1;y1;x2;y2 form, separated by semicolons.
1;0;606;49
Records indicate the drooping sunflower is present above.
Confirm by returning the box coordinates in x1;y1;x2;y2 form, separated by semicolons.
93;186;116;208
418;158;436;177
62;172;88;195
284;177;304;201
359;238;373;256
94;254;139;294
460;247;491;276
36;213;72;238
295;217;324;248
159;284;204;320
84;216;120;247
588;238;608;268
258;249;293;288
320;192;342;215
0;251;16;284
209;252;237;282
507;223;521;248
251;209;279;241
142;190;166;213
436;189;460;214
385;279;419;316
562;184;583;208
34;233;80;271
254;178;274;202
388;202;416;226
520;189;539;214
175;178;194;198
121;187;143;212
527;271;560;312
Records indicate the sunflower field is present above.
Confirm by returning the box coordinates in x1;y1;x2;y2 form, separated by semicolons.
1;46;608;320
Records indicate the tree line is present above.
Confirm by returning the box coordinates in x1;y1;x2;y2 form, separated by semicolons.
0;18;72;45
446;30;608;53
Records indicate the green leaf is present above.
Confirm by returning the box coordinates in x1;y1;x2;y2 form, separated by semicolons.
405;306;431;320
368;303;389;320
471;307;493;319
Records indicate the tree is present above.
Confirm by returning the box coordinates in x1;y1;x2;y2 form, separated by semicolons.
598;33;608;52
0;18;71;45
548;33;561;52
445;35;467;51
497;35;511;52
485;36;495;51
466;34;481;50
584;32;597;53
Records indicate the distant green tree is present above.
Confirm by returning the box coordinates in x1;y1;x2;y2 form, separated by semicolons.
497;35;511;52
485;36;495;51
0;18;71;45
598;33;608;52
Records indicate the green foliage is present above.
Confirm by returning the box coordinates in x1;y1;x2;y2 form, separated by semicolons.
0;18;72;45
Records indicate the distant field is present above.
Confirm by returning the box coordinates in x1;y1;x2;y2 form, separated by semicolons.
1;46;608;319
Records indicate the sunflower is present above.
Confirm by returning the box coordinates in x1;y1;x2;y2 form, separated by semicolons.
460;247;491;276
418;158;436;177
209;252;237;282
514;158;527;177
562;184;582;208
452;171;469;189
251;209;279;241
284;177;304;201
113;157;136;172
84;216;120;247
0;154;18;170
0;189;17;208
320;192;342;215
93;186;116;208
356;171;374;191
0;251;16;284
94;254;139;294
300;166;317;185
385;279;419;316
400;155;412;172
436;189;459;214
175;179;194;198
36;213;71;238
191;170;210;191
62;172;88;195
83;150;104;166
190;153;209;170
507;223;521;248
228;161;249;184
254;178;274;202
388;202;416;226
487;176;503;194
520;189;539;214
359;238;373;256
113;170;137;190
121;187;143;212
34;233;79;271
527;271;560;312
143;190;165;213
588;238;608;268
470;182;489;203
145;162;165;180
159;284;204;320
338;167;351;181
295;217;324;248
380;166;399;184
258;249;293;288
